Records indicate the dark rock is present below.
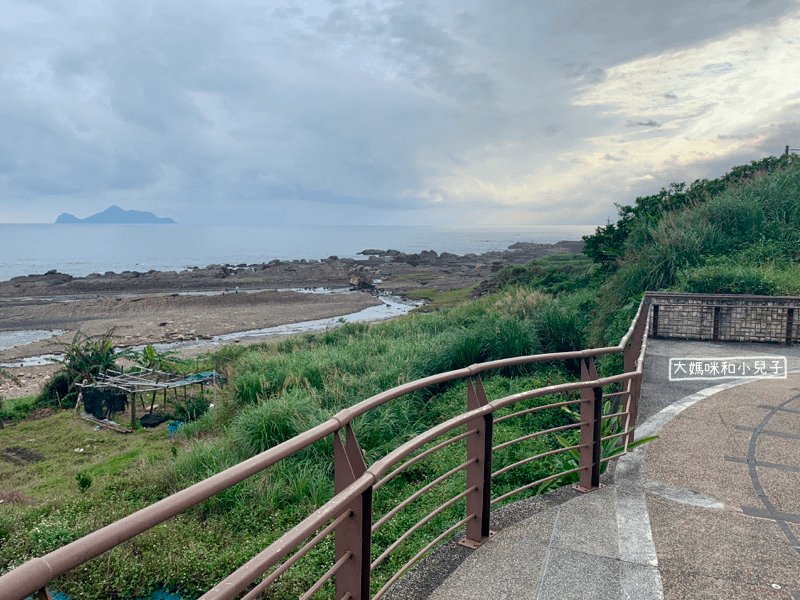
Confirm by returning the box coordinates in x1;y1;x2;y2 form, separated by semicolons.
349;274;374;289
470;279;501;298
140;413;168;428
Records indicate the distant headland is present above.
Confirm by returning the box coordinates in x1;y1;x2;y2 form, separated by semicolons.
55;205;176;224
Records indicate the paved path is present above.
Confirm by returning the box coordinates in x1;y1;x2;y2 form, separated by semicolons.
391;339;800;599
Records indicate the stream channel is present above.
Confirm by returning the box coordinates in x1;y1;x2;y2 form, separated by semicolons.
1;291;421;367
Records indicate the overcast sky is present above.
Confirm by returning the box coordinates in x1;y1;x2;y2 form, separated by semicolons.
2;0;798;226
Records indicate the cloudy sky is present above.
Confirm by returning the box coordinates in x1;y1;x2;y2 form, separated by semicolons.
1;0;798;226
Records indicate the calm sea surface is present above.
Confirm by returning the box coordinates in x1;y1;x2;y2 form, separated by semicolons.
0;224;598;282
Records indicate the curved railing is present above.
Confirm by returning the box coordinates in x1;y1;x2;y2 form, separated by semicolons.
1;296;651;600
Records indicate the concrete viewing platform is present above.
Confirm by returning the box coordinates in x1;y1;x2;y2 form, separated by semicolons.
387;339;800;600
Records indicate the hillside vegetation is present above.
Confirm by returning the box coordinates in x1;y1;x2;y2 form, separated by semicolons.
587;153;800;344
2;153;799;599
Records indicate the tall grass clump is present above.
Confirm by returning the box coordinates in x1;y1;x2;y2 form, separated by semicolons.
702;162;800;248
226;389;327;462
492;254;595;295
675;257;781;295
414;313;541;377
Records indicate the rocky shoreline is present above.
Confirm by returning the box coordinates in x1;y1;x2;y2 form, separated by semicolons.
0;240;584;298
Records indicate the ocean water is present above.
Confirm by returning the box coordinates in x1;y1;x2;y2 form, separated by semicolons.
0;223;598;282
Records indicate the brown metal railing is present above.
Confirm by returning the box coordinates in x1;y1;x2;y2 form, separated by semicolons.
1;296;651;600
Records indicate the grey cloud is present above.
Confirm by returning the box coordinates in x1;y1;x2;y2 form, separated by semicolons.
272;6;304;19
715;132;758;140
7;175;81;196
543;0;798;66
53;49;96;77
543;123;562;136
704;62;735;75
319;7;360;34
627;120;661;127
108;156;162;190
561;62;607;84
603;153;624;161
430;70;499;104
304;3;501;106
448;154;468;166
454;11;475;31
0;104;108;197
2;0;797;226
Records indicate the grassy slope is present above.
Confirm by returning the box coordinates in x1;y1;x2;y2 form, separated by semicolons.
1;272;593;599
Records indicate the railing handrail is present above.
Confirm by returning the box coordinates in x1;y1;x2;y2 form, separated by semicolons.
0;296;653;600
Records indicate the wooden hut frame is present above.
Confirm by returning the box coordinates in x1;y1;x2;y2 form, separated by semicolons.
77;368;220;430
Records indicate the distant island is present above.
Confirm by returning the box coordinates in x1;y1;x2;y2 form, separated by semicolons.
55;205;176;224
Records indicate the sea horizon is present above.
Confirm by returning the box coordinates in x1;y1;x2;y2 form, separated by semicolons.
0;223;599;282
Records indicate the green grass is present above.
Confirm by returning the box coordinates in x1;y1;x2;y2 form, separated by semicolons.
493;254;595;295
0;395;38;422
402;287;437;300
403;285;478;312
0;411;172;502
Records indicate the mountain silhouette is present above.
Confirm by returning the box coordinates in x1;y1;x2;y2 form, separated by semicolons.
55;206;176;224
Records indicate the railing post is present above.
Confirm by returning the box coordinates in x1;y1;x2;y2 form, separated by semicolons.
458;376;495;549
627;372;642;448
130;390;136;431
623;340;636;448
334;424;372;600
651;304;659;338
37;588;53;600
576;357;603;493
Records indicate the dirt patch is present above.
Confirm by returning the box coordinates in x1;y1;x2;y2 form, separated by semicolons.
0;490;36;505
26;408;56;421
0;445;45;466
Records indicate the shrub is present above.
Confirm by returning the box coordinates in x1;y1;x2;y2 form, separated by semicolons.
677;260;780;295
36;371;72;408
533;301;587;355
38;329;131;406
226;389;326;462
172;395;212;423
232;370;269;404
76;472;93;493
417;314;542;376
